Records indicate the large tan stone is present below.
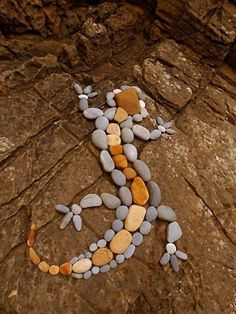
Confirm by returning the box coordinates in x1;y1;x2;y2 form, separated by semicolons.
109;229;132;254
72;258;92;273
125;205;146;232
92;248;113;266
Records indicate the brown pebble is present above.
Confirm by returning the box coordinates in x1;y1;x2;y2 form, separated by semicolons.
38;261;49;273
106;123;120;136
109;144;123;156
114;107;128;123
92;248;113;266
123;167;137;180
113;154;128;169
29;247;40;265
130;176;149;205
49;265;60;275
110;229;132;254
59;262;72;276
115;88;140;115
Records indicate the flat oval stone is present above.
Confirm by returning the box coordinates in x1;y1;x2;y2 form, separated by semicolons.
112;219;123;232
121;128;134;143
88;92;97;98
107;123;120;136
60;262;72;276
120;116;133;129
71;273;83;279
158;125;166;133
106;91;115;99
84;85;92;94
91;266;100;275
124;244;136;259
107;98;116;107
104;107;116;120
74;83;83;94
116;254;125;264
95;116;109;130
133;160;151;182
109;229;132;254
116;206;129;220
132;125;150;140
29;247;40;265
79;94;88;100
166;243;176;254
109;260;117;268
132;232;143;246
92;129;108;150
175;250;188;260
107;135;121;146
70;256;79;265
131;176;149;205
111;169;126;186
71;204;82;215
72;258;92;273
83;108;103;119
157;205;176;222
123;167;137;180
83;270;92;280
146;206;158;222
157;117;164;125
73;215;82;231
89;243;98;252
112;154;128;169
119;187;132;206
139;100;145;108
164;121;173;128
100;265;110;273
133;114;143;122
100;150;115;172
101;193;121;209
125;205;146;232
38;261;49;273
170;255;179;272
92;248;113;266
147;181;161;207
55;204;70;214
140;108;149;118
123;144;138;162
160;253;170;266
97;239;107;248
104;229;115;242
79;98;89;111
166;128;175;135
114;107;128;123
167;222;182;243
85;252;92;259
49;265;59;275
139;221;152;235
150;129;161;140
80;194;102;208
60;212;73;230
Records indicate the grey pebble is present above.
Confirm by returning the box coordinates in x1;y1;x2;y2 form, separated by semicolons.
133;114;143;122
85;252;92;259
101;193;121;209
55;204;70;214
120;85;130;90
131;86;141;93
132;125;150;141
163;121;173;128
150;129;161;140
71;204;82;215
100;150;115;172
121;128;134;143
78;254;85;260
70;256;79;265
132;232;143;246
79;98;88;111
167;222;182;243
80;194;102;208
157;205;176;222
147;181;161;207
71;272;83;279
88;92;97;98
107;98;116;107
116;206;129;220
60;212;73;230
175;250;188;261
109;260;117;268
83;270;92;279
123;143;137;162
104;229;115;242
119;186;132;206
73;215;82;231
160;253;170;266
166;128;175;135
92;129;108;150
97;239;107;248
112;219;123;232
116;254;125;264
111;169;126;186
140;108;149;118
124;244;136;259
120;116;133;129
91;266;100;275
100;265;110;273
89;243;98;252
95;116;109;130
146;206;158;222
83;85;92;94
74;83;83;94
138;91;146;101
104;108;116;121
106;92;115;99
83;108;103;119
139;221;152;235
170;255;179;272
157;117;164;125
133;160;151;182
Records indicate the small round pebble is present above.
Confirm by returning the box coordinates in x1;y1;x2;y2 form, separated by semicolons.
112;219;123;232
145;206;158;222
150;129;161;140
175;250;188;260
157;117;164;125
133;114;143;122
83;270;92;280
116;254;125;264
71;272;83;279
104;108;116;120
138;92;146;101
60;212;73;230
95;116;109;130
120;116;133;129
107;98;116;107
85;252;92;259
104;229;115;242
121;128;134;143
124;244;136;259
55;204;70;214
91;266;100;275
78;254;85;260
160;253;170;266
97;239;107;248
119;186;132;206
100;265;110;273
132;232;143;246
158;125;166;133
109;260;118;269
111;169;126;186
116;206;129;220
71;204;82;215
101;193;121;209
79;98;88;111
166;243;176;254
140;108;149;118
83;85;92;94
139;221;152;235
106;92;115;99
89;243;98;252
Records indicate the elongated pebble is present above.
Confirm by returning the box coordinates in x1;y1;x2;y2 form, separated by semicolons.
116;254;125;264
133;125;150;140
116;206;128;220
88;92;97;98
139;100;145;108
166;128;175;135
91;266;100;275
100;150;115;172
141;108;149;118
120;116;133;129
104;108;116;121
150;129;161;140
125;205;146;232
107;98;116;107
167;222;182;243
78;254;85;260
109;260;117;268
139;221;152;235
110;229;132;254
157;117;164;125
92;129;108;150
95;116;109;130
101;193;121;209
111;169;126;186
147;181;161;207
124;244;135;259
170;255;179;272
83;85;92;94
132;232;143;246
123;143;137;162
175;250;188;260
71;204;82;215
113;89;122;94
106;92;114;99
119;187;132;206
83;270;92;279
79;98;88;111
121;128;134;143
104;229;115;242
157;205;176;222
158;125;166;133
55;204;70;214
160;253;170;266
145;206;158;222
73;259;92;273
100;265;110;273
89;243;98;252
84;108;103;119
85;252;92;259
133;160;151;182
74;83;83;94
163;121;173;128
71;272;83;279
112;219;123;232
97;239;107;248
60;212;73;230
166;243;176;254
73;215;82;231
49;265;60;275
120;85;130;90
133;114;143;122
80;194;102;208
70;256;79;265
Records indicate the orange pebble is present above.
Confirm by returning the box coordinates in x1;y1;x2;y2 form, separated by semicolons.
59;262;72;276
27;223;36;247
113;154;128;169
29;247;40;265
123;167;137;180
130;176;149;205
38;261;49;273
49;265;60;275
109;144;123;156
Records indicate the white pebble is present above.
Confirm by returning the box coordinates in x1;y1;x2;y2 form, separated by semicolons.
166;243;176;254
113;89;122;94
78;94;88;99
139;100;145;108
158;125;166;133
